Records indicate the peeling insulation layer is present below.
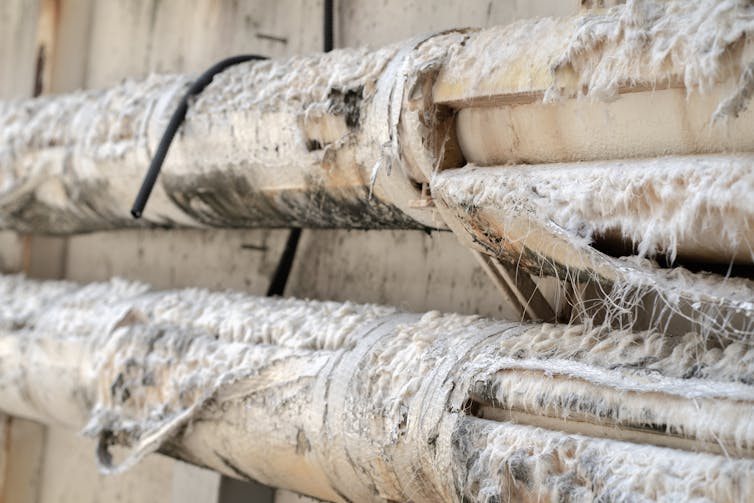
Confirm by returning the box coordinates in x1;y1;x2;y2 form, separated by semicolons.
424;0;754;172
4;2;754;236
433;156;754;264
418;1;754;346
432;160;754;339
0;275;753;502
0;76;195;231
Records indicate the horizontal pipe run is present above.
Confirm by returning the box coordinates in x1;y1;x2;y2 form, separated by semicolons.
3;2;754;240
0;37;465;233
0;276;753;501
1;0;752;349
432;155;754;266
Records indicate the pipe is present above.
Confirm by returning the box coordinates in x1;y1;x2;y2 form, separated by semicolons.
2;2;752;240
1;1;752;341
0;31;469;234
0;275;753;501
130;55;268;219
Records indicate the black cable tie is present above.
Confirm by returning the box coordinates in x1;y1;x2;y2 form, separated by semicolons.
131;54;268;219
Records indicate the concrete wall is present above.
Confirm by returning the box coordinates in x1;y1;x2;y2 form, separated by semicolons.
0;1;582;501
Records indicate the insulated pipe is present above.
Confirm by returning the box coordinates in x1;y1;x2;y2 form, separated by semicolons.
1;1;753;334
0;275;753;501
416;1;754;335
423;2;754;268
0;32;468;233
1;2;753;264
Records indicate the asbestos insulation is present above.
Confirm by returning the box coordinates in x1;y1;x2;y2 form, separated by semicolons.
424;1;754;339
0;1;751;236
1;3;754;499
0;2;751;316
0;41;456;233
434;155;754;264
0;275;753;501
431;156;754;339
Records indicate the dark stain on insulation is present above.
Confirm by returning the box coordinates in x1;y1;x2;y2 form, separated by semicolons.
163;168;424;230
328;86;363;130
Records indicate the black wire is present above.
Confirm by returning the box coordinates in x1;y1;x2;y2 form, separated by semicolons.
265;227;302;296
130;54;268;219
324;0;334;53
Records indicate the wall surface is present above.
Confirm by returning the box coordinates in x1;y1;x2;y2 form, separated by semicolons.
0;1;582;502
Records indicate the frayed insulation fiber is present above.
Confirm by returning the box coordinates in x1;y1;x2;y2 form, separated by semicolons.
432;158;754;339
433;0;754;106
427;0;754;260
425;0;754;338
0;275;754;502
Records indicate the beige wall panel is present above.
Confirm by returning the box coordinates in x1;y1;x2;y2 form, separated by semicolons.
276;490;324;503
170;459;222;503
26;236;67;280
339;0;579;47
0;415;6;499
37;427;218;503
85;0;324;89
66;228;289;294
0;0;39;99
286;230;523;319
2;418;46;503
0;233;22;273
48;0;95;94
